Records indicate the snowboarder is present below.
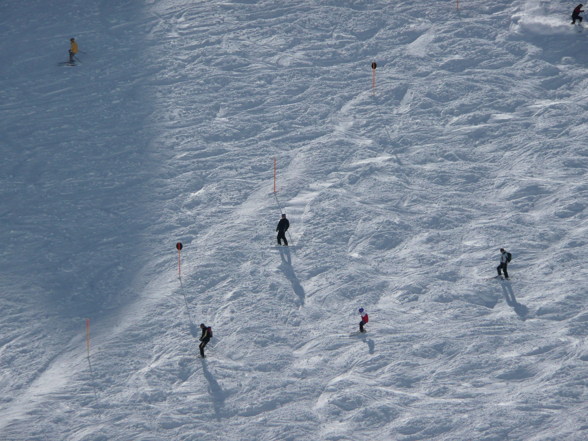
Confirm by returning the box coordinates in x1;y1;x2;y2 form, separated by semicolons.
497;248;510;280
69;37;78;63
358;307;369;333
199;323;212;358
276;213;289;246
572;4;584;24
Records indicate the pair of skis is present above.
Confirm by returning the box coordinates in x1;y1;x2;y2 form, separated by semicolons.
58;55;81;67
484;275;510;281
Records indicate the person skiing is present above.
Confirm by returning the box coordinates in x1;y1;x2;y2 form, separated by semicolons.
276;213;289;246
199;323;212;358
497;248;510;280
69;37;78;63
572;4;584;24
358;307;369;333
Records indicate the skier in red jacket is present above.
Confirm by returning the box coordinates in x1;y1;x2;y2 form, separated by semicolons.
358;308;369;333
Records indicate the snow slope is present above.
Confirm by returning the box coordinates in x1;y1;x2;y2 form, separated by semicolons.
1;0;588;440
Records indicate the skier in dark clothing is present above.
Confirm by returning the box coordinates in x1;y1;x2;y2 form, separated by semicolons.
497;248;510;280
276;213;289;246
199;323;212;358
572;4;584;24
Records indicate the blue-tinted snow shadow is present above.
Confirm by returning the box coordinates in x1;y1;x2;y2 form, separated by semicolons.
500;281;529;320
200;359;226;420
516;29;588;66
0;0;158;321
278;248;305;306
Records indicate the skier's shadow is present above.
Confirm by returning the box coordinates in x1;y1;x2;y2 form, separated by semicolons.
278;246;292;265
500;282;528;320
361;334;375;354
200;359;225;419
278;247;305;306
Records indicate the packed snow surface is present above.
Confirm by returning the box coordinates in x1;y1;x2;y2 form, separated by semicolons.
1;0;588;440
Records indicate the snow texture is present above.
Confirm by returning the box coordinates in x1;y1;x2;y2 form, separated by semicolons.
1;0;588;440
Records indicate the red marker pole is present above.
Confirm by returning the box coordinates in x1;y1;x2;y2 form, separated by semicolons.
371;61;377;93
84;318;98;398
273;157;277;193
85;318;91;358
176;242;183;277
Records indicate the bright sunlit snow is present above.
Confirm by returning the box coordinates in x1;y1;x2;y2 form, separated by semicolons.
1;0;588;440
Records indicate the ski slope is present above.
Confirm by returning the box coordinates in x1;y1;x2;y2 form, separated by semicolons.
1;0;588;440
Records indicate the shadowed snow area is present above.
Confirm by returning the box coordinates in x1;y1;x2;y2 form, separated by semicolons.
1;0;588;440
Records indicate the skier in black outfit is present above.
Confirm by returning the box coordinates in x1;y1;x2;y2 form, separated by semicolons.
199;323;212;358
276;213;289;246
572;4;584;24
497;248;510;280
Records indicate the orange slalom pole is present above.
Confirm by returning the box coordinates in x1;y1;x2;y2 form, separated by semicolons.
371;61;377;93
273;157;277;193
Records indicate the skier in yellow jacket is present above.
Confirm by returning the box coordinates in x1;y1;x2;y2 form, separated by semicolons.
69;38;78;63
